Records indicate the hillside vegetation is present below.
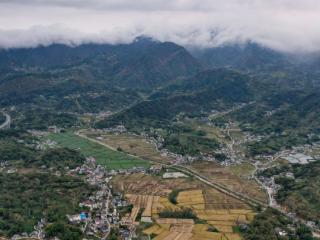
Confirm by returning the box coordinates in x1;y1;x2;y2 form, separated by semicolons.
261;161;320;222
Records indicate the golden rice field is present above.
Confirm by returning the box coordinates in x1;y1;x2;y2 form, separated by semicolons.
143;221;243;240
124;194;181;223
114;173;256;239
176;190;254;238
125;189;255;240
177;189;206;211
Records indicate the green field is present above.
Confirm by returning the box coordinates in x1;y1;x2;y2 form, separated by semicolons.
48;132;150;170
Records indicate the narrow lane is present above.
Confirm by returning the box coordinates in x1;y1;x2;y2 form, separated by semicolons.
0;112;11;129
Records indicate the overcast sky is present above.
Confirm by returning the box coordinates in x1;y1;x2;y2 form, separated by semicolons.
0;0;320;52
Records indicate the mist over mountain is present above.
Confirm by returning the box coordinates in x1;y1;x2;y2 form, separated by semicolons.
189;42;290;71
1;1;320;53
0;37;201;87
1;2;320;240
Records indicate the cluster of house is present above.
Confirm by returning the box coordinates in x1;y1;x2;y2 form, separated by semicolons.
11;219;46;240
111;193;135;239
82;111;113;120
272;143;320;165
0;161;17;174
47;126;62;133
35;139;57;150
160;148;198;165
68;159;166;239
67;157;116;238
102;125;127;134
283;153;315;165
66;156;152;239
28;130;49;137
258;175;281;194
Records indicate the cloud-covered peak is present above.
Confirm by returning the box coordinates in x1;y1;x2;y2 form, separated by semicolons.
1;0;320;53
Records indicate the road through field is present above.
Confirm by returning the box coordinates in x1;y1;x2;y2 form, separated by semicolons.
75;130;118;152
76;130;265;208
75;130;144;160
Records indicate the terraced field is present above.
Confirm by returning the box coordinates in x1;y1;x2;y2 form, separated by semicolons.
47;132;150;170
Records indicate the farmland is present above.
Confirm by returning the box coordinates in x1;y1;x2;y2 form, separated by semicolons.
111;173;200;196
114;173;255;240
140;188;253;240
47;132;150;170
188;162;268;204
83;131;173;164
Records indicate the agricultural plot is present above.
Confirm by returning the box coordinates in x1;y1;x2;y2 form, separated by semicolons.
183;119;231;144
124;194;180;224
47;132;150;170
189;162;268;204
83;131;174;164
227;163;255;177
176;189;253;237
116;173;255;239
177;190;205;211
111;173;201;196
203;189;249;210
144;220;242;240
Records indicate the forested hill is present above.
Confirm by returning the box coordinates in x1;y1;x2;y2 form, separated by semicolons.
191;42;289;71
96;69;255;131
0;38;204;111
190;42;320;90
0;37;202;92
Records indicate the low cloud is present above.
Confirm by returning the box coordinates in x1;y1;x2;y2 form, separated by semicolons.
1;0;320;52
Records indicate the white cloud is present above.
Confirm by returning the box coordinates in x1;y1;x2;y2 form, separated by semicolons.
0;0;320;52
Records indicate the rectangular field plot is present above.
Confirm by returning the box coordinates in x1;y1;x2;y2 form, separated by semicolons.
190;162;268;204
177;190;205;210
203;189;250;210
48;132;150;170
85;132;174;164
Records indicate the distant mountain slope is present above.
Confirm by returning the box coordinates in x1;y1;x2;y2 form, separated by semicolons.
190;42;290;71
226;91;320;155
0;38;204;110
0;37;202;90
191;42;320;90
96;69;254;130
78;39;202;89
0;44;113;69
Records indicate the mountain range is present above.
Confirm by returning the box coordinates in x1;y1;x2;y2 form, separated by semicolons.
1;37;320;146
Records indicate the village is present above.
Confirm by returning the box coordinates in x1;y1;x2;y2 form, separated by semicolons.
2;108;320;240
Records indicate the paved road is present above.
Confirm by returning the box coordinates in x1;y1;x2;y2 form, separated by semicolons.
0;112;11;129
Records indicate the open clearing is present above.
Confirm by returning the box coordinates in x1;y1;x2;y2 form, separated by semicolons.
227;163;255;176
183;119;231;144
189;162;268;204
47;132;150;170
83;131;173;164
111;173;200;196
